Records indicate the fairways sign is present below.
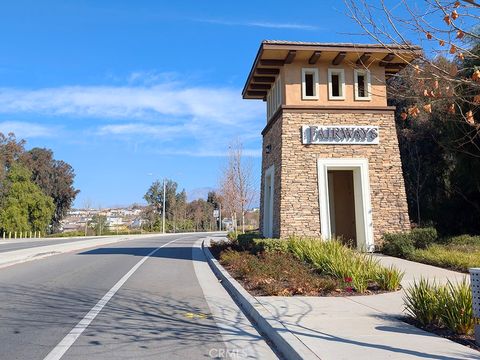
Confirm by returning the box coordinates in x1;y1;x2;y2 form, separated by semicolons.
302;125;379;145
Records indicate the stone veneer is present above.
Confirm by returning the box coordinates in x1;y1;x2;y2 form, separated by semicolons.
260;107;411;245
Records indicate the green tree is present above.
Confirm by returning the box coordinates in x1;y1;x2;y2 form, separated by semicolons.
20;148;79;232
0;164;54;233
89;214;108;236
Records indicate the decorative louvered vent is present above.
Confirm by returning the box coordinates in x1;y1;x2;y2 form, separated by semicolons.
470;268;480;318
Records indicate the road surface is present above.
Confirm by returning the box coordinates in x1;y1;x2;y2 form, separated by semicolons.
0;233;277;359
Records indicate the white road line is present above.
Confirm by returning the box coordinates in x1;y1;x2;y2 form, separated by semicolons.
43;236;187;360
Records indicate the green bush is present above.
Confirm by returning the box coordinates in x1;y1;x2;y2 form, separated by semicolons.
236;232;260;250
227;231;238;241
382;232;415;257
251;238;289;254
404;278;441;327
411;227;437;249
439;279;474;335
448;234;480;247
286;237;403;293
404;278;474;335
375;265;404;292
408;244;480;273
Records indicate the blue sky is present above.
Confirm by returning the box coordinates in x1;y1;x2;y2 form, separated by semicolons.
0;1;432;208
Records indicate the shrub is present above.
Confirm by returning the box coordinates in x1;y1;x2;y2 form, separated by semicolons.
404;278;474;335
286;237;403;293
408;244;480;273
375;265;404;291
381;232;415;257
411;227;437;249
227;231;238;241
219;249;337;296
251;238;289;254
236;232;260;250
439;279;474;335
403;278;442;327
448;234;480;247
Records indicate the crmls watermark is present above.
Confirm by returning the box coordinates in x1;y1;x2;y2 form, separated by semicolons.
208;347;248;359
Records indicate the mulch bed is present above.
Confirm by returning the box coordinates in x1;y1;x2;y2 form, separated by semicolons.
211;245;394;297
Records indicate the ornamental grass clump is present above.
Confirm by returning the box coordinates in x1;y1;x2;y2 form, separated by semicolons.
286;237;403;293
404;277;474;335
439;279;474;335
404;278;442;327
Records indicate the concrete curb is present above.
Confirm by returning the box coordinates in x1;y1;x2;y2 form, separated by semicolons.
202;239;321;360
0;233;194;269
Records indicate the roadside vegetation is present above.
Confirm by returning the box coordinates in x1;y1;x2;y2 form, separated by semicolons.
382;228;480;272
0;133;78;236
403;278;476;349
212;233;404;296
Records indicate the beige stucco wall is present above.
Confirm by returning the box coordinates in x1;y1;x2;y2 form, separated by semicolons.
281;61;387;108
260;109;411;245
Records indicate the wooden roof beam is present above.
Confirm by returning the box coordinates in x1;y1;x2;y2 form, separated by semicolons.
250;83;271;90
259;59;284;66
384;63;406;70
256;68;280;75
356;52;371;66
332;52;346;65
246;90;267;97
379;53;395;66
253;76;276;83
308;51;322;64
284;50;296;64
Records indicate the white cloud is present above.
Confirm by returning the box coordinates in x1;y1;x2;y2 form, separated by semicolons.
194;18;319;31
0;121;54;138
0;84;263;125
0;79;266;156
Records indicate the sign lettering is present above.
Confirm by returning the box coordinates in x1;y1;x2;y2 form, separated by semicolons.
302;125;379;145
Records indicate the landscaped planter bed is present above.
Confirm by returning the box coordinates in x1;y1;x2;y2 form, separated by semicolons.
403;278;478;352
211;234;404;297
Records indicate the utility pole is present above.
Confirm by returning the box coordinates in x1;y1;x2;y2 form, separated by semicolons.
219;203;222;231
162;178;166;234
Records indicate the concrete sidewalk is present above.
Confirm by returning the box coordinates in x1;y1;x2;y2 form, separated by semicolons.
257;254;478;360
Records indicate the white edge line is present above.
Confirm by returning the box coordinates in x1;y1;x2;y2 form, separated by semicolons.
43;237;184;360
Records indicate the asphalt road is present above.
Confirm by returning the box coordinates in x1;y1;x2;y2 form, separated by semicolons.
0;233;272;360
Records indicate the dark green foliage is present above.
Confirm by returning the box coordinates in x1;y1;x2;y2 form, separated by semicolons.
0;164;55;233
0;134;78;233
382;232;415;257
143;180;218;232
20;148;79;232
411;227;437;249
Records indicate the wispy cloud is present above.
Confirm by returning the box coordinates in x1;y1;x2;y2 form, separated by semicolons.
193;18;319;31
0;78;265;157
0;84;262;125
0;121;55;138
